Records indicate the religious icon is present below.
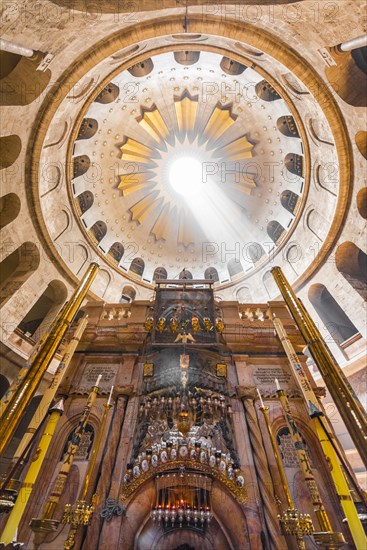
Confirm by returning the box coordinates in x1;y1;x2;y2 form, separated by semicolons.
216;363;227;378
143;363;154;377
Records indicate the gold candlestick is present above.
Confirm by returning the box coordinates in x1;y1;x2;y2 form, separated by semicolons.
271;266;367;468
257;391;313;550
62;387;114;550
272;314;367;548
0;262;99;455
30;379;101;548
275;383;345;549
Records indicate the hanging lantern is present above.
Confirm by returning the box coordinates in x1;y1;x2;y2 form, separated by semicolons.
203;317;213;332
144;316;154;331
170;317;179;333
215;317;225;332
191;316;200;332
156;317;166;333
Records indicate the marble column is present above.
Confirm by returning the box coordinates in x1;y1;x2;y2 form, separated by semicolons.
237;386;288;550
81;386;133;550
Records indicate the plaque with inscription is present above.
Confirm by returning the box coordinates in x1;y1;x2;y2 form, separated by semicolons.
253;365;296;392
79;364;117;392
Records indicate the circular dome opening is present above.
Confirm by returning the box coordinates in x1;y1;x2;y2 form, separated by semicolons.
169;156;204;196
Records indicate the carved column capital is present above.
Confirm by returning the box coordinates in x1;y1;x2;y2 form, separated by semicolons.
236;385;258;401
114;385;134;399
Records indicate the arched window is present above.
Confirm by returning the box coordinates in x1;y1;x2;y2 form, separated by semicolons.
0;52;51;106
90;220;107;243
204;267;219;282
73;155;90;178
267;220;286;244
94;82;119;103
284;153;304;177
77;191;94;214
228;259;243;278
127;58;154;77
0;193;21;228
179;269;193;280
220;56;246;75
308;284;359;345
120;285;136;303
76;118;98;140
17;280;67;340
174;51;200;66
280;190;300;215
0;242;40;307
153;267;168;281
255;80;281;101
130;258;145;277
277;116;300;138
335;242;367;301
0;135;22;168
355;131;366;159
108;242;124;264
357;188;367;219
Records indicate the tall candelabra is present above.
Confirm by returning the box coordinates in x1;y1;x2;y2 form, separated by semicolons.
62;387;114;550
257;390;313;550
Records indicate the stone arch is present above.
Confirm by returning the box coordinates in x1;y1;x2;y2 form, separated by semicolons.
220;56;246;75
355;130;367;159
77;191;94;214
280;190;300;215
255;80;281;101
130;257;145;278
227;259;243;277
90;220;107;243
335;241;367;301
127;58;154;77
0;51;51;106
236;286;253;303
73;155;90;178
204;267;219;282
0;373;10;399
0;50;21;79
0;134;22;168
357;188;367;219
108;242;124;264
153;267;167;281
0;242;40;308
0;193;21;229
76;118;98;140
97;269;112;298
267;220;286;244
284;153;303;177
179;268;193;280
174;51;200;66
17;279;68;341
308;283;359;345
121;285;136;302
305;208;329;242
276;115;300;138
94;82;119;103
116;476;248;550
326;48;367;107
